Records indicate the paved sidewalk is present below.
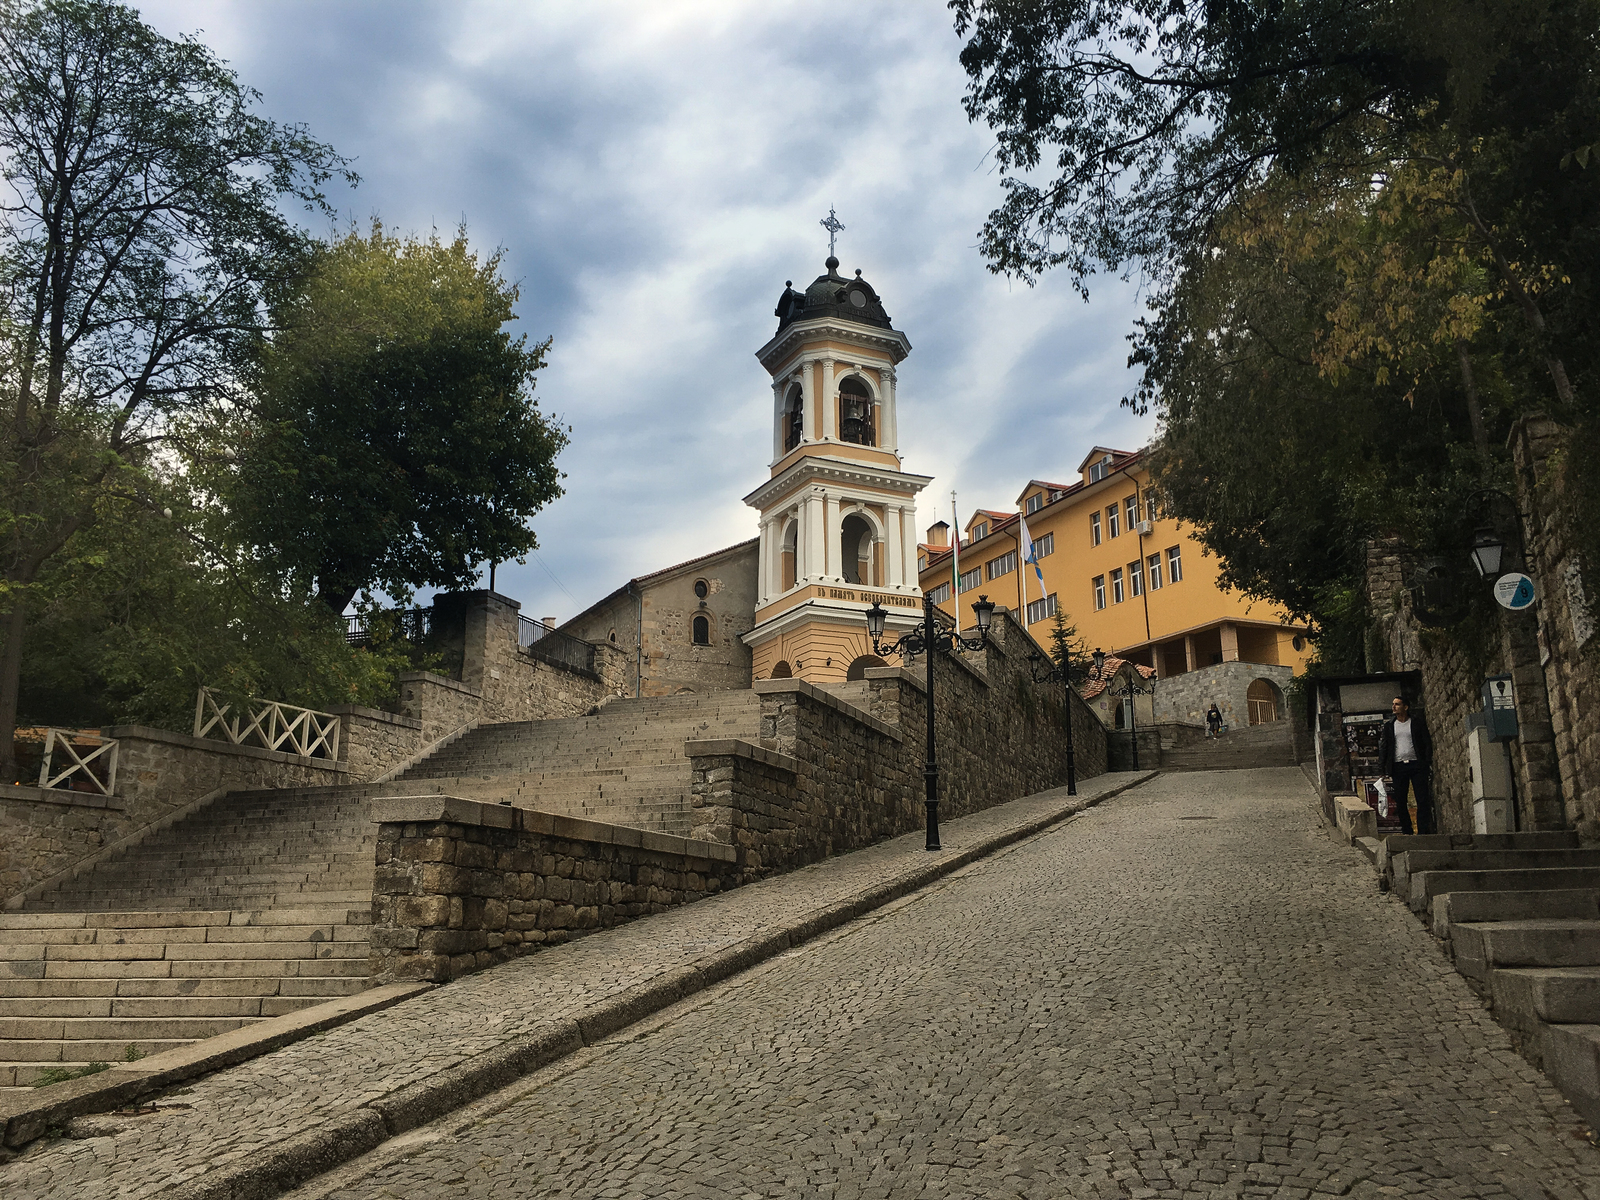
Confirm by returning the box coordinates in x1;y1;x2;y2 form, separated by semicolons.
302;769;1600;1200
0;770;1151;1199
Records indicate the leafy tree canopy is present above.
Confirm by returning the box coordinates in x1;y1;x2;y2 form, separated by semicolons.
220;223;567;615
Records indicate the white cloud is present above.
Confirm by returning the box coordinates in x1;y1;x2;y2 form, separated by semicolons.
137;0;1156;618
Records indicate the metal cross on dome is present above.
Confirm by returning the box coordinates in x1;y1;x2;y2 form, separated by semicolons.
819;207;845;257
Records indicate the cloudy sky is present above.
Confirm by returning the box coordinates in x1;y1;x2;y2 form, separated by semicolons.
140;0;1157;622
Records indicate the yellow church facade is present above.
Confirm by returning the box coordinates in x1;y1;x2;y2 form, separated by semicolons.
917;446;1313;684
742;256;930;684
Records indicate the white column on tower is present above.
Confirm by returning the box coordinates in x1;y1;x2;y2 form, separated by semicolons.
882;365;898;453
886;504;904;588
901;506;919;590
757;516;772;604
797;358;815;443
804;490;825;582
771;381;785;462
825;493;842;582
820;358;837;440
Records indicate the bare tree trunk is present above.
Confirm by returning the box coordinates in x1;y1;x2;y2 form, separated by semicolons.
1455;340;1490;471
0;602;29;784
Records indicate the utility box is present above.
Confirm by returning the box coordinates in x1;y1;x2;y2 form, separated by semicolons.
1465;715;1513;833
1481;675;1520;742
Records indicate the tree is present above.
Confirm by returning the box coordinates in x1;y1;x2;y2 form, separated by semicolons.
1047;605;1091;683
220;223;567;615
0;0;351;779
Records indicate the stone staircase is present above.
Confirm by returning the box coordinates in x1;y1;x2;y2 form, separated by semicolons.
1157;720;1295;771
1;784;378;1089
389;689;763;835
1382;831;1600;1128
0;690;765;1090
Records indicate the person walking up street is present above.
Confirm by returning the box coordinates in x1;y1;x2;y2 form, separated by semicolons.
1206;704;1223;738
1380;696;1435;835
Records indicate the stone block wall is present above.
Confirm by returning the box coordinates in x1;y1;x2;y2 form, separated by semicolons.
685;610;1108;881
368;796;740;983
1151;661;1295;731
334;705;425;782
2;727;348;905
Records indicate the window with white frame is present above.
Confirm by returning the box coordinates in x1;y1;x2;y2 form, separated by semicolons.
987;550;1017;580
1036;531;1054;558
1145;493;1160;522
1129;559;1143;596
1125;495;1138;531
1093;575;1106;610
1089;455;1112;482
1025;492;1043;515
1026;593;1058;624
1166;545;1183;583
918;554;926;572
1111;567;1125;603
972;521;988;540
1107;504;1120;538
927;581;951;604
958;567;982;594
1147;552;1163;590
1090;511;1102;546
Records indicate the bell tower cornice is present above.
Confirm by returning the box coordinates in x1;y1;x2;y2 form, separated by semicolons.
755;317;911;374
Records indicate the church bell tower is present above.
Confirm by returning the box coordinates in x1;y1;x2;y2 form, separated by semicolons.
742;248;930;684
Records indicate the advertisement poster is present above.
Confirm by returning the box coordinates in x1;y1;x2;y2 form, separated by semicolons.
1360;777;1406;832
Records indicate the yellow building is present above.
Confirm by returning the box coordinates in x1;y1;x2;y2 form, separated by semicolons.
742;256;930;684
917;446;1313;727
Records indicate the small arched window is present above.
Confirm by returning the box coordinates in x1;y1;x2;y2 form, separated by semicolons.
839;376;874;446
692;614;711;645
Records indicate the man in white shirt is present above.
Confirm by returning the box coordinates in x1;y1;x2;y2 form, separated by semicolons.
1379;696;1435;834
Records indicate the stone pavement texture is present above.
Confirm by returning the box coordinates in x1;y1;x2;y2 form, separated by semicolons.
296;767;1600;1200
0;770;1150;1198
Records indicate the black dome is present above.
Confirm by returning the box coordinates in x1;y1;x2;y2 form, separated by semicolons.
774;259;892;331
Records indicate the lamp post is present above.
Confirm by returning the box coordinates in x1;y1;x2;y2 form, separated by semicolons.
1093;647;1156;771
1025;645;1083;796
865;591;995;850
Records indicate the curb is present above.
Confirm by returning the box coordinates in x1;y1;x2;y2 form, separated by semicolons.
4;770;1155;1192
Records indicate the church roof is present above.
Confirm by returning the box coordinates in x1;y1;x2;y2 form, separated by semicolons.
774;257;893;332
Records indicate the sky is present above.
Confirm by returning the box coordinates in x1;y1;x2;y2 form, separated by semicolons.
139;0;1158;623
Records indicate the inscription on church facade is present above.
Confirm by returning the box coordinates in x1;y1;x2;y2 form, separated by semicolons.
818;586;918;607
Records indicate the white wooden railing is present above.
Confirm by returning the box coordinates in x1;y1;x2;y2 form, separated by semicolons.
193;688;342;760
38;729;118;796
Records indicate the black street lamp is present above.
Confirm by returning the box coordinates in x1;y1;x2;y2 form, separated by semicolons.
1092;648;1157;771
865;591;995;850
1025;645;1085;796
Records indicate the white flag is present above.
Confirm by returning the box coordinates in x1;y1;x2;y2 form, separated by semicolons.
1019;515;1046;622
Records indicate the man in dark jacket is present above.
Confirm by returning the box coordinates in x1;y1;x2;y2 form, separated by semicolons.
1379;696;1435;834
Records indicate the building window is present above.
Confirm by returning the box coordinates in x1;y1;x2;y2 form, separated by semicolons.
987;550;1017;580
928;581;951;604
1025;493;1043;515
918;554;927;572
1090;511;1102;546
972;521;988;540
1111;567;1125;603
1125;496;1139;531
1026;593;1058;624
1107;505;1120;538
1129;559;1143;596
1147;552;1163;590
694;579;708;599
1035;531;1054;558
1145;493;1160;523
692;614;710;645
1167;546;1183;583
839;377;875;445
1089;455;1112;483
958;567;982;594
1093;575;1106;610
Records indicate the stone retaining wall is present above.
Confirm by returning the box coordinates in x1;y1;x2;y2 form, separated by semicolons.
368;796;741;983
686;609;1107;880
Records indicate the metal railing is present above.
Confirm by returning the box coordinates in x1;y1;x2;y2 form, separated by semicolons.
345;607;433;646
193;688;342;760
518;614;595;676
38;729;118;796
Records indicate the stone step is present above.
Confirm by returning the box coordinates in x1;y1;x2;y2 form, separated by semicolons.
0;1037;203;1062
0;906;368;929
1405;868;1600;914
1452;919;1600;984
1491;966;1600;1066
0;1014;257;1041
1543;1024;1600;1129
1431;889;1600;940
1402;848;1600;874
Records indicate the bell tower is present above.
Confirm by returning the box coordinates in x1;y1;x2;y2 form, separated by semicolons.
742;253;931;684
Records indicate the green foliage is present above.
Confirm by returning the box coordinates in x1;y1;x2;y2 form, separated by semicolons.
1047;607;1092;683
219;222;568;614
0;0;351;774
33;1061;109;1087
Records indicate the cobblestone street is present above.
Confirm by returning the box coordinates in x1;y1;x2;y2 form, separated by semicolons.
288;767;1600;1200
